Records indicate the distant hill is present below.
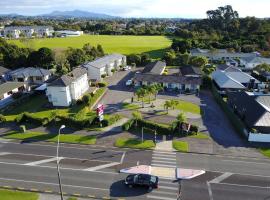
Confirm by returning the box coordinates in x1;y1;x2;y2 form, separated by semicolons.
41;10;118;19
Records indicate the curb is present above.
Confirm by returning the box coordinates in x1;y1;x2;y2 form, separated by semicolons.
0;185;125;200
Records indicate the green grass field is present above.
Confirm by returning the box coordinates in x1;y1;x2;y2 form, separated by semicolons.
114;138;155;149
0;189;38;200
9;35;172;58
172;140;189;152
175;100;202;115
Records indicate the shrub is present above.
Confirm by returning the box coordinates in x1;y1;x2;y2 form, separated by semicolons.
122;119;134;131
101;74;106;78
20;125;26;133
0;114;6;123
82;95;91;105
97;82;108;87
185;88;190;93
12;92;23;99
76;99;84;105
101;119;109;127
137;119;172;135
190;125;199;133
111;68;116;73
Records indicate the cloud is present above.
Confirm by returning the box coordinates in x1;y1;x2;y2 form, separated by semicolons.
0;0;269;18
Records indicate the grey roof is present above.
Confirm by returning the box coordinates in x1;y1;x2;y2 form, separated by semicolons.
134;73;202;85
217;64;241;72
49;68;87;87
227;92;270;128
4;26;53;31
142;61;166;74
226;72;260;84
179;66;202;76
83;54;125;69
240;57;270;64
0;82;25;98
0;66;10;76
9;67;51;78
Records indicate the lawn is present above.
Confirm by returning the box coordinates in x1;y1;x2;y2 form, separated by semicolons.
0;189;38;200
114;138;155;149
9;35;172;58
188;132;210;139
172;140;189;152
3;131;96;145
175;100;201;115
259;148;270;158
122;102;141;110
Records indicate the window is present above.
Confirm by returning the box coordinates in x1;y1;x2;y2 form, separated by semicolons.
36;76;42;81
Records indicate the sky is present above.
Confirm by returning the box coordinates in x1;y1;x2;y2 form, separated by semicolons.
0;0;270;18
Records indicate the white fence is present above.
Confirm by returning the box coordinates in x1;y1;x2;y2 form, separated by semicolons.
248;133;270;142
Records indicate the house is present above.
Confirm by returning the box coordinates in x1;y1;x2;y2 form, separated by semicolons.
83;54;126;81
55;30;84;37
190;48;258;61
0;82;25;107
239;57;270;69
0;66;10;83
212;70;260;92
141;61;166;75
3;26;54;38
9;67;52;88
46;68;89;107
179;66;202;77
227;91;270;133
216;64;241;72
134;62;202;92
226;59;239;67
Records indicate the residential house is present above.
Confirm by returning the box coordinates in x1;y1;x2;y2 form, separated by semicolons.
0;82;25;107
216;64;242;72
134;62;202;92
190;48;258;61
212;70;260;93
46;68;89;107
9;67;52;89
55;30;84;37
239;57;270;69
83;54;126;81
3;26;54;38
0;66;10;83
179;66;202;77
228;91;270;133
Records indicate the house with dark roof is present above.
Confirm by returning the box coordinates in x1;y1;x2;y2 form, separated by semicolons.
0;82;25;108
179;66;202;77
46;68;89;107
134;62;202;92
9;67;52;87
83;54;126;81
240;57;270;69
228;91;270;133
0;66;10;83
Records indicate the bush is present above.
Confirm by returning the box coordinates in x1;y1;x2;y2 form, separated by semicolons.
0;114;6;123
185;88;190;93
122;119;134;131
20;125;26;133
137;119;172;135
190;125;199;133
101;119;109;127
82;95;91;105
12;92;23;99
97;82;108;87
101;74;106;78
111;68;116;73
76;99;84;105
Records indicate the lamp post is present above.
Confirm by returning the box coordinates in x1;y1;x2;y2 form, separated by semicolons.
56;125;65;200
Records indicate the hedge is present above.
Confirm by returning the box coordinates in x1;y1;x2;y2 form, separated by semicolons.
211;83;247;138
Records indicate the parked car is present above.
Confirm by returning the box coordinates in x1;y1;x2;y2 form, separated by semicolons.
126;79;133;86
124;174;159;190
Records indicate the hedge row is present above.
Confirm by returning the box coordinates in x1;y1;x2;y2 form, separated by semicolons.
15;112;54;126
211;83;247;138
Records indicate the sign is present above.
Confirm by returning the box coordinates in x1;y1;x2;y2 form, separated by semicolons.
96;104;104;115
98;115;104;121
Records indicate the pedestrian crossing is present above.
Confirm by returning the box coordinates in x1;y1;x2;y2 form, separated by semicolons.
148;150;178;200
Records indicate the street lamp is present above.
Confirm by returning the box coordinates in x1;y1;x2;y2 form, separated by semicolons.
56;125;65;200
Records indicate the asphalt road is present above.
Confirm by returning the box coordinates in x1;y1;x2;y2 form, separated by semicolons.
1;140;270;200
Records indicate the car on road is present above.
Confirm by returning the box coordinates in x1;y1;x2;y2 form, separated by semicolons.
125;174;159;190
126;79;133;86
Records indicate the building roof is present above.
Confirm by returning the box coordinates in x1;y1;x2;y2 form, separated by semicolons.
227;92;270;128
0;66;10;76
217;64;241;72
141;61;166;74
9;67;51;78
179;66;202;76
48;68;87;87
240;57;270;64
134;73;202;85
4;26;53;31
83;54;125;69
0;82;25;99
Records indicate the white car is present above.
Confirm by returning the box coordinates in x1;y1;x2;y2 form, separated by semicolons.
126;80;133;86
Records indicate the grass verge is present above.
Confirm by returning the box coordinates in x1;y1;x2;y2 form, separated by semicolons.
3;131;96;145
0;189;38;200
175;100;201;115
114;138;155;149
122;102;141;110
259;148;270;158
173;140;189;152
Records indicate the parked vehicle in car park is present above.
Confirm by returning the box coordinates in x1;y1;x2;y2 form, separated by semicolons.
122;66;131;71
125;174;159;190
126;79;133;86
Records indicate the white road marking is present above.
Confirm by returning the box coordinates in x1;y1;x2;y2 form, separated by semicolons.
0;152;10;156
153;151;176;155
151;163;176;168
159;181;177;185
0;177;109;191
207;182;214;200
147;195;176;200
209;172;233;184
24;157;63;166
158;185;178;190
152;160;176;164
212;182;270;189
152;157;175;161
153;153;176;158
120;152;126;164
151;190;176;195
84;162;119;171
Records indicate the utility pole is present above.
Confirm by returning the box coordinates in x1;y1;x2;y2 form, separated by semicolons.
141;127;144;143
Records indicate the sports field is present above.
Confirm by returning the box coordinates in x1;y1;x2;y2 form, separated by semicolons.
9;35;172;58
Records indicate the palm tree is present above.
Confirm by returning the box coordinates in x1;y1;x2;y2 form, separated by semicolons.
135;88;147;108
132;111;142;128
164;100;172;114
153;84;163;100
176;112;186;133
146;85;156;103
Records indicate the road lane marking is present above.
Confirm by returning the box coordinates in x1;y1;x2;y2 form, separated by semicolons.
207;182;214;200
24;157;63;166
209;172;233;183
153;154;176;158
84;162;119;171
151;160;176;164
0;152;10;156
152;157;175;161
212;182;270;189
153;151;176;155
151;190;176;195
147;195;176;200
158;185;178;190
151;163;176;168
0;177;109;191
120;152;126;164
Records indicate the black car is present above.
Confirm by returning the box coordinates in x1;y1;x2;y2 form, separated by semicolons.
125;174;159;189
